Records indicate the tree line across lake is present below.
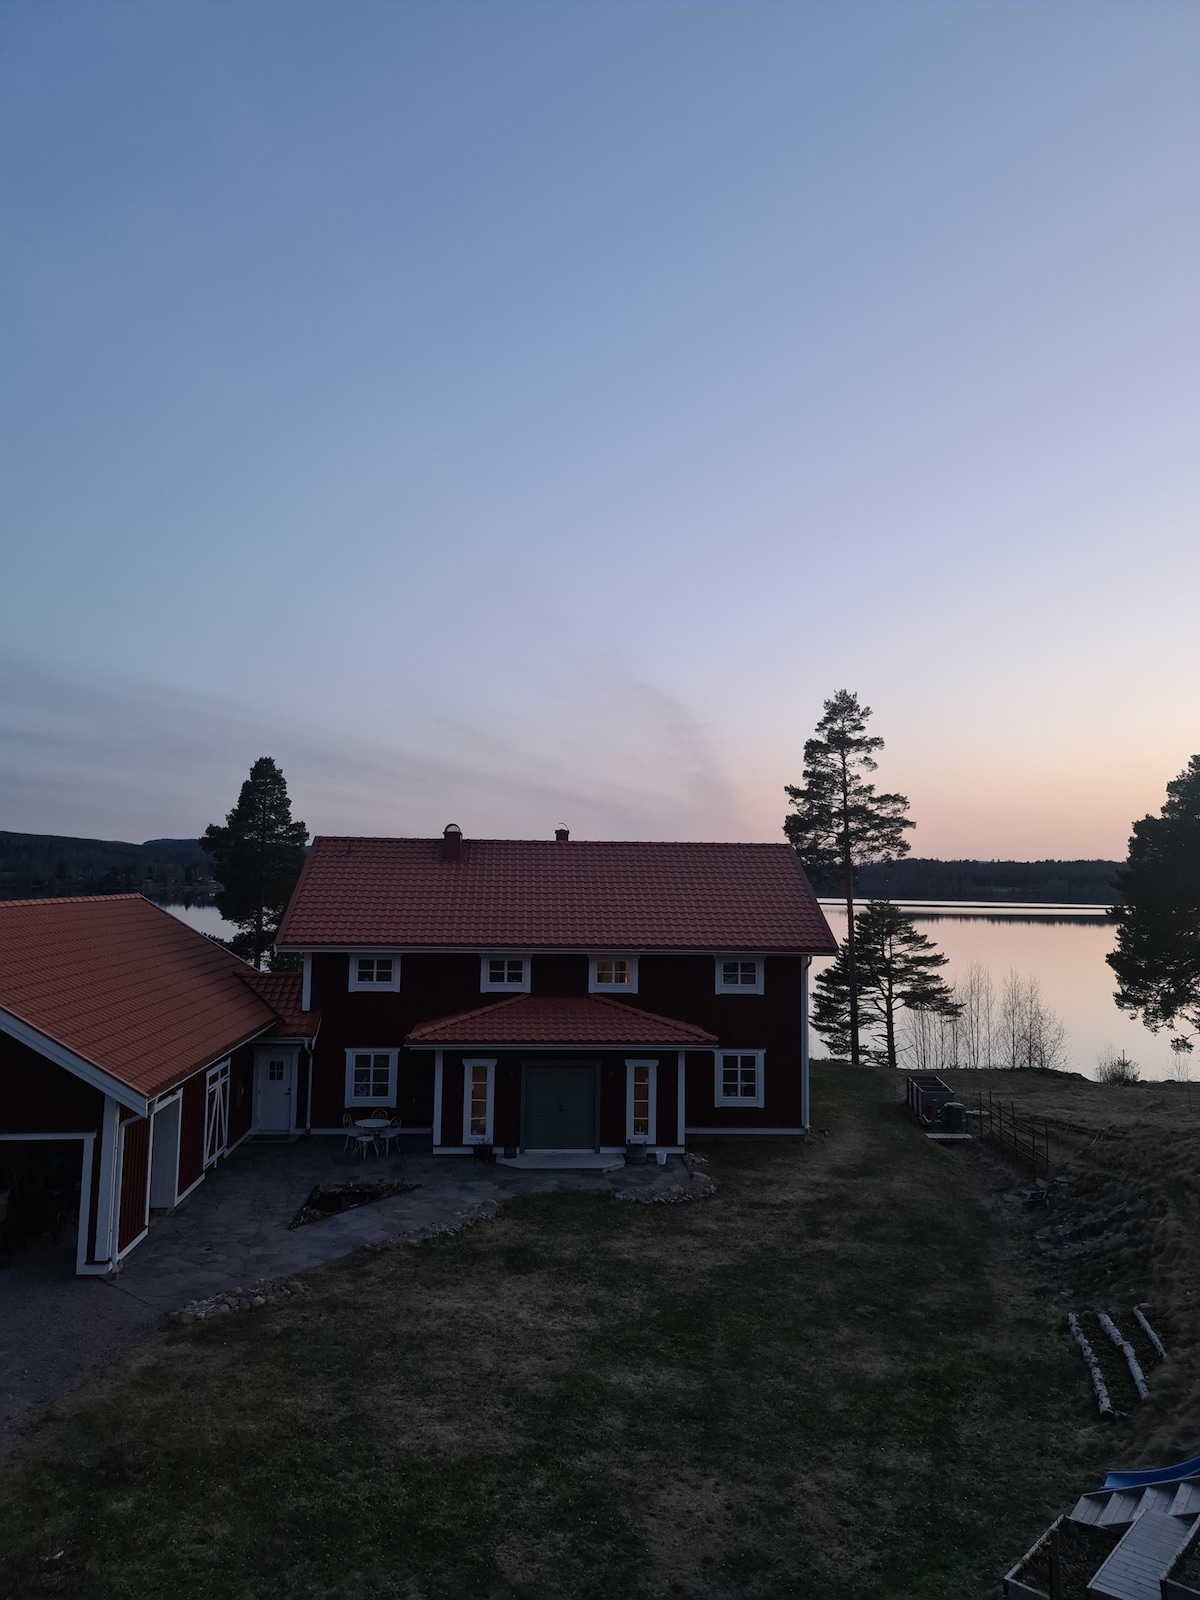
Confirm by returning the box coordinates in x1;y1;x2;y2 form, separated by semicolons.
0;831;211;901
0;829;1120;908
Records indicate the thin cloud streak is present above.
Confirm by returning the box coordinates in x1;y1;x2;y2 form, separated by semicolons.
0;650;749;845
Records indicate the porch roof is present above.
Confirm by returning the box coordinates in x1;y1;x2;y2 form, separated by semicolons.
406;994;718;1049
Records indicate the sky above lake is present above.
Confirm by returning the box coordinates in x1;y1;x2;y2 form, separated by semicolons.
3;2;1197;855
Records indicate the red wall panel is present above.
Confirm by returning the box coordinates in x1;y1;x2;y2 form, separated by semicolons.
0;1034;105;1134
177;1071;205;1194
117;1116;150;1252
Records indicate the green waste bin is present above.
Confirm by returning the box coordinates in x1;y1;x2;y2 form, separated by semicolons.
939;1102;965;1134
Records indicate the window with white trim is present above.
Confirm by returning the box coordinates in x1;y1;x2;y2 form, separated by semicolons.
344;1049;398;1105
480;955;529;993
589;955;638;994
348;954;401;992
715;1050;764;1108
463;1058;496;1143
626;1059;657;1143
715;957;764;995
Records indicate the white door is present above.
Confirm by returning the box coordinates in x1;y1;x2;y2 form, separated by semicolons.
204;1062;230;1167
149;1097;181;1208
256;1052;294;1133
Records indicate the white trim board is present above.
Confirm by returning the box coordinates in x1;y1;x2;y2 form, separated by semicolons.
685;1127;807;1137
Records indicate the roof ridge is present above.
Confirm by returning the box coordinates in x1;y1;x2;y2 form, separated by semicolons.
307;835;794;848
0;892;148;910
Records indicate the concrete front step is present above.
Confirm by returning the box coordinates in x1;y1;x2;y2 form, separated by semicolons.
495;1152;626;1172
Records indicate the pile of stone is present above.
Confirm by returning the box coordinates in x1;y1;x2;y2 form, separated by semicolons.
616;1152;717;1205
384;1198;500;1246
168;1276;306;1326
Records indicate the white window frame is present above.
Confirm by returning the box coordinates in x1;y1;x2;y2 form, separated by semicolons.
462;1058;497;1144
715;957;764;995
348;953;401;993
344;1048;399;1107
625;1059;658;1144
714;1049;765;1109
588;954;639;994
480;954;530;993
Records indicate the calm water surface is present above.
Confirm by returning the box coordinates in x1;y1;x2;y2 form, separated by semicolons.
817;901;1181;1082
157;897;1179;1084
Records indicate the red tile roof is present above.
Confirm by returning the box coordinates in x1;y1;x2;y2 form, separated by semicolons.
406;994;717;1048
277;837;836;953
239;970;321;1039
0;896;296;1104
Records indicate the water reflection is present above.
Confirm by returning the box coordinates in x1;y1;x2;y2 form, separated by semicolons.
814;901;1179;1083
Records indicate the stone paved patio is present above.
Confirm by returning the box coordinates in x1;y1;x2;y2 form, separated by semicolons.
1;1136;688;1460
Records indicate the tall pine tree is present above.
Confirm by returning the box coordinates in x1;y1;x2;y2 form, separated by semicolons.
813;901;959;1070
784;691;913;1063
1108;754;1200;1054
201;758;308;970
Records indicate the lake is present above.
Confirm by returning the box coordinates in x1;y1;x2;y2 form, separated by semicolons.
817;901;1182;1082
154;896;1182;1084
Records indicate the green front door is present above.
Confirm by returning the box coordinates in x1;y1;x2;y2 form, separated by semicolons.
522;1063;597;1151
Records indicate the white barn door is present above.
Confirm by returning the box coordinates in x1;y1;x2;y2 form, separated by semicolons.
204;1061;230;1168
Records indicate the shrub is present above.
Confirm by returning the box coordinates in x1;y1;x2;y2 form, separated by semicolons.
1096;1047;1140;1085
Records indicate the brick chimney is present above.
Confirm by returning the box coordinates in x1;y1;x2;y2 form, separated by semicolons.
555;826;569;842
442;823;463;863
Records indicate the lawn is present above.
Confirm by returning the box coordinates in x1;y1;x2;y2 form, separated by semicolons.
0;1065;1110;1600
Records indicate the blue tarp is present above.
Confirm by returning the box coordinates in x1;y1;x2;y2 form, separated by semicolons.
1103;1454;1200;1490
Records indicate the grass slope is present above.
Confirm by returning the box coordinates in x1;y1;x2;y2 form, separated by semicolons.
0;1067;1107;1600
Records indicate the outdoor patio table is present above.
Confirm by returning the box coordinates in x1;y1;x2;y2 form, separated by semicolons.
354;1118;390;1130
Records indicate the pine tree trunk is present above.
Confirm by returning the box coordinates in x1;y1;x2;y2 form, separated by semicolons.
841;755;858;1065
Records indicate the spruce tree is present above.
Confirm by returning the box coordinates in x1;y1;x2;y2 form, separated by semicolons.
784;691;913;1063
1108;755;1200;1054
201;758;308;969
813;901;959;1070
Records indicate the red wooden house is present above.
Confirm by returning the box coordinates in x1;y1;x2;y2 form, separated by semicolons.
0;896;318;1274
275;827;835;1157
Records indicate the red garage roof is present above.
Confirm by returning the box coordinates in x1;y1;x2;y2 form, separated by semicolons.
0;896;298;1105
278;836;836;953
407;994;717;1048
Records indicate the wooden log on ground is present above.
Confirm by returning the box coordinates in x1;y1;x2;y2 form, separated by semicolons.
1068;1312;1113;1418
1097;1311;1150;1401
1133;1305;1167;1361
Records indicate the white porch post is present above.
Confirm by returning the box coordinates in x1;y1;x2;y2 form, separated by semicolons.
432;1049;444;1150
94;1095;121;1268
676;1050;686;1146
800;955;812;1135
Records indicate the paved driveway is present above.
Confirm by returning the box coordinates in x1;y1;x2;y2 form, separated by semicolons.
1;1138;683;1460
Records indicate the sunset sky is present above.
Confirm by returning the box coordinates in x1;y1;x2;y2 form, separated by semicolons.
3;3;1197;856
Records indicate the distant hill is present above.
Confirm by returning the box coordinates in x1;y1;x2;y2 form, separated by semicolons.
850;857;1121;905
0;831;212;901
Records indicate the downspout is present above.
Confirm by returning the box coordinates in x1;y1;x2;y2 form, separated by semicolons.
801;956;812;1136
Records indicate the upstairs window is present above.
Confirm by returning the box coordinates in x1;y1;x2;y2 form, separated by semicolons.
589;955;638;994
349;954;400;992
715;958;764;995
715;1050;764;1108
345;1049;397;1105
480;955;530;993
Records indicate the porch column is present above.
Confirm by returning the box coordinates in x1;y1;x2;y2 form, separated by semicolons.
432;1049;444;1150
676;1050;685;1147
801;955;811;1134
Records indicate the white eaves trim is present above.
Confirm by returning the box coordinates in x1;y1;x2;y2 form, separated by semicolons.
0;1006;147;1115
